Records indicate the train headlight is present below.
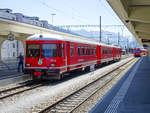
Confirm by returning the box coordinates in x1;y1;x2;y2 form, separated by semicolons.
50;63;56;67
26;63;30;66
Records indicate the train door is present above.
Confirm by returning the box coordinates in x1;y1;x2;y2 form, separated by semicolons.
97;46;101;64
113;48;116;60
65;42;68;71
59;42;66;71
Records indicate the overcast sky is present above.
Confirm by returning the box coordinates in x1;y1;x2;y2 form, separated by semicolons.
0;0;123;25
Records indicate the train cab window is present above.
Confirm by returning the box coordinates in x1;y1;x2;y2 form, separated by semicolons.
78;46;81;56
70;45;74;56
59;44;63;57
42;44;57;57
82;46;85;56
27;44;40;57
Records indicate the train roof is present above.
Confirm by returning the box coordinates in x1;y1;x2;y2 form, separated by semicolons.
27;34;121;48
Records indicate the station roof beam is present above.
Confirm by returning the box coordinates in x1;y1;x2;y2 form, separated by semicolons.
107;0;150;46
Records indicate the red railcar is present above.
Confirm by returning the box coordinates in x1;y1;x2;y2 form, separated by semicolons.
24;34;121;80
133;48;141;57
141;49;147;56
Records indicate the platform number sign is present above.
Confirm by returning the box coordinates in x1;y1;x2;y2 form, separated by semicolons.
7;32;15;41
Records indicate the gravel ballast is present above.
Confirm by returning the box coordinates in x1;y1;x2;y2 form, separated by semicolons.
0;57;134;113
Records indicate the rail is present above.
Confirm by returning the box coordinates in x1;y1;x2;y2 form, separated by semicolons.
37;57;136;113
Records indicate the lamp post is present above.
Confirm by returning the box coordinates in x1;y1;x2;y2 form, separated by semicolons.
51;13;56;25
99;16;101;42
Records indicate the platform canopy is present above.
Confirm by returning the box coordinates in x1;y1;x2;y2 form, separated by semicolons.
107;0;150;47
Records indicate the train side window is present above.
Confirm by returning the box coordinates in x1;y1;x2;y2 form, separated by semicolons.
59;44;62;57
78;46;81;56
94;47;96;55
82;46;85;56
70;45;74;56
91;47;94;55
102;49;104;54
104;49;105;54
88;47;90;55
85;46;88;55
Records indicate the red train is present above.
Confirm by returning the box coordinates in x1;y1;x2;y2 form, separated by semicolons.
133;48;141;57
133;48;147;57
141;49;147;56
24;34;122;80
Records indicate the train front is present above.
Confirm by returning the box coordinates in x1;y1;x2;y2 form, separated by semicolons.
133;48;141;57
24;34;66;80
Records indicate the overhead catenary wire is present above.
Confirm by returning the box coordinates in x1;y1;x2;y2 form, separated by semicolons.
98;0;122;25
63;0;90;22
37;0;89;24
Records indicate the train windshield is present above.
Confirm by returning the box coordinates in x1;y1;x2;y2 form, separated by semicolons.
41;44;57;57
134;50;141;53
27;44;40;57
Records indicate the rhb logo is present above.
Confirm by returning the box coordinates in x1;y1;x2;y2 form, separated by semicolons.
38;59;43;65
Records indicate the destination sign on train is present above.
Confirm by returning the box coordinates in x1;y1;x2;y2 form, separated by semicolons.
142;39;150;43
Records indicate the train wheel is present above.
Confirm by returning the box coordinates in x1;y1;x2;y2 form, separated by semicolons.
57;74;63;80
61;74;64;79
82;67;85;71
85;66;90;72
32;76;38;81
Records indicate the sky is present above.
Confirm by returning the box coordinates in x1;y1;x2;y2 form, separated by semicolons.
0;0;123;25
0;0;136;44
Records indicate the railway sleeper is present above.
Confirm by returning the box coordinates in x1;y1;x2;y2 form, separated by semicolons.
59;104;77;107
51;109;70;113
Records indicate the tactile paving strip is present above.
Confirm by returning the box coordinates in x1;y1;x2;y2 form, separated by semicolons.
104;57;143;113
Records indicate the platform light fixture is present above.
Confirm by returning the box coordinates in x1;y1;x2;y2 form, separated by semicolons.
7;32;15;41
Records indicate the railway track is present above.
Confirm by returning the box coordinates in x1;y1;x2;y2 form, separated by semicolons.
0;55;132;101
0;80;43;100
38;57;137;113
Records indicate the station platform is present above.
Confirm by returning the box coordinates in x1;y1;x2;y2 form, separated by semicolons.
0;69;23;80
90;56;150;113
0;70;23;80
0;69;31;87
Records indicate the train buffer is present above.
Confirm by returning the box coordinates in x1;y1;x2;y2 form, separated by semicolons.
90;56;150;113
